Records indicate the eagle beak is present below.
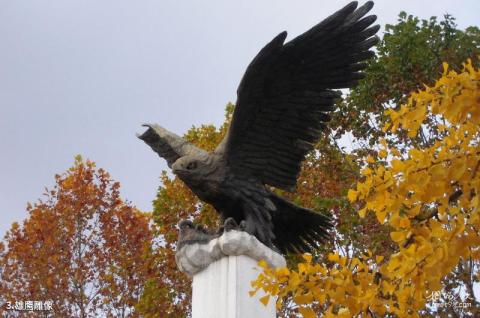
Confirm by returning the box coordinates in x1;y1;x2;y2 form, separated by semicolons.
172;161;181;174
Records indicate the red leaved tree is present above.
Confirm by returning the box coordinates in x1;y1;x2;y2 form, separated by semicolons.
0;156;156;317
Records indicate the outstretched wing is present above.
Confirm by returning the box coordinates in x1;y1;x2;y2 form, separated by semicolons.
138;124;206;168
218;1;379;191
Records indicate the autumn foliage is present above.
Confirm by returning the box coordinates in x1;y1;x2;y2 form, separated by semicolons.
332;12;480;149
136;14;480;318
2;12;478;318
251;61;480;317
0;157;156;317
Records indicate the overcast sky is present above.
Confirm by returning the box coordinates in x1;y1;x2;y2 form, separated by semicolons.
1;0;479;238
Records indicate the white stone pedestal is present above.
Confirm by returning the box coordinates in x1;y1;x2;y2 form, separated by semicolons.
176;230;286;318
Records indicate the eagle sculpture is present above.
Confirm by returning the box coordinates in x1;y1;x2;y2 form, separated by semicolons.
139;1;379;254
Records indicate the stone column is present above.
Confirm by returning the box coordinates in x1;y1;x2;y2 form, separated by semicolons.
176;230;286;318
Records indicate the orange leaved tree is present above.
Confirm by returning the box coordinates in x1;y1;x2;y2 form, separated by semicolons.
0;156;156;317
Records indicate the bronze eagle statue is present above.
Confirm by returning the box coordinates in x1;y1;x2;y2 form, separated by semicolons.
139;1;379;254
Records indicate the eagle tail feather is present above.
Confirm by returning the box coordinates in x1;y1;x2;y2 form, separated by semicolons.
269;194;333;254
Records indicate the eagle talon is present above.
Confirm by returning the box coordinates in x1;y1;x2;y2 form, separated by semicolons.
239;220;247;231
177;220;218;249
215;226;225;235
223;217;238;232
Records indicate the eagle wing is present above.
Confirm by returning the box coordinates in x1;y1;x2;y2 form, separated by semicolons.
218;1;379;191
138;124;206;168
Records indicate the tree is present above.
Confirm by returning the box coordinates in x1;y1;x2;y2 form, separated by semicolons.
252;60;480;317
0;156;156;317
138;12;480;318
332;13;479;151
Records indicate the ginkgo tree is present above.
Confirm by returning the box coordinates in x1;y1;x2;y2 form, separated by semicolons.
251;61;480;317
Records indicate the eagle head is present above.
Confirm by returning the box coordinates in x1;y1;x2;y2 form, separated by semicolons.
171;154;214;183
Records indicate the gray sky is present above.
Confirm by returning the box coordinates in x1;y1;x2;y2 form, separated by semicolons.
1;0;479;238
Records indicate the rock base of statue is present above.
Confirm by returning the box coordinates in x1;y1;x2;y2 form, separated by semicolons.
175;230;286;318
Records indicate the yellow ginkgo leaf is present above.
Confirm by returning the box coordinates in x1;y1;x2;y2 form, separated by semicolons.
379;149;388;159
294;293;314;305
449;158;467;181
358;207;367;218
302;253;313;263
259;295;270;306
347;189;358;202
390;231;407;242
258;260;268;269
298;307;316;318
